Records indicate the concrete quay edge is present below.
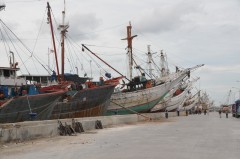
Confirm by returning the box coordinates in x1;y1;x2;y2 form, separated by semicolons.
0;111;186;143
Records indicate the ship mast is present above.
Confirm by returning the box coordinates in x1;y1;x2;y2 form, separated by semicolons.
121;22;137;81
147;45;153;79
47;2;60;82
160;50;165;77
160;50;170;77
58;0;69;81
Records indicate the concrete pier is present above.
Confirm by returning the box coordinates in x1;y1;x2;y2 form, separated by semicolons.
0;112;240;159
0;112;183;143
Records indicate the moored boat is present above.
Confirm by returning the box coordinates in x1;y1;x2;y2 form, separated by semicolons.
0;2;116;123
0;65;66;123
105;23;192;115
150;83;180;112
183;95;199;111
107;71;189;115
40;2;116;119
165;86;190;112
151;77;199;112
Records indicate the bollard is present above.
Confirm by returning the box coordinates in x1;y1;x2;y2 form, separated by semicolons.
95;120;103;129
177;110;180;116
226;113;228;118
186;110;188;116
58;120;66;136
72;119;84;133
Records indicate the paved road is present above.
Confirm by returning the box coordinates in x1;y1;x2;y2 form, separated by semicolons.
1;112;240;159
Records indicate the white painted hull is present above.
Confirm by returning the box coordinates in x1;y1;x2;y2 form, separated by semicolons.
165;88;189;111
184;100;198;110
150;84;180;112
183;94;199;110
164;78;197;112
109;72;188;112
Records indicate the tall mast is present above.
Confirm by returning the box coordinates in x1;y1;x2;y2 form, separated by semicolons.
147;45;153;79
121;22;137;81
160;50;169;77
160;50;165;77
47;2;60;82
58;0;69;81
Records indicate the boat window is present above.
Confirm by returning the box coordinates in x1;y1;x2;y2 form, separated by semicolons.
33;76;40;83
3;70;10;77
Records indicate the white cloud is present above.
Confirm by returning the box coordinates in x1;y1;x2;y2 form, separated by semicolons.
200;64;240;73
1;0;240;105
134;0;203;34
68;13;102;41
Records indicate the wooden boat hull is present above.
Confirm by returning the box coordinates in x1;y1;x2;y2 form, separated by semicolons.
107;92;167;115
184;101;197;110
183;95;198;110
0;90;65;123
152;77;196;112
151;85;180;112
165;89;189;112
0;84;115;123
37;84;116;120
107;73;188;115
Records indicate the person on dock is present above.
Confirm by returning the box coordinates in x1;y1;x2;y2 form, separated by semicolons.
218;109;222;118
204;109;207;115
165;110;168;118
226;110;228;118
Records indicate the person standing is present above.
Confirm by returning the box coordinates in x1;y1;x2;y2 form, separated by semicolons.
219;109;222;118
51;70;57;82
226;110;228;118
165;110;168;118
204;109;207;115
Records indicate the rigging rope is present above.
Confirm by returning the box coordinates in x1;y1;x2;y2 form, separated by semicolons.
0;20;30;74
0;28;10;63
67;36;109;75
65;39;76;73
65;36;87;75
31;8;47;57
0;19;51;74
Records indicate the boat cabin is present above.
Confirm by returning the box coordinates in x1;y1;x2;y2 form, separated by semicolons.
0;66;26;99
18;74;51;86
126;75;153;91
0;67;25;86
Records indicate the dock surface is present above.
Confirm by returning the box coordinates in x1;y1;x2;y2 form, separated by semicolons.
1;113;240;159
